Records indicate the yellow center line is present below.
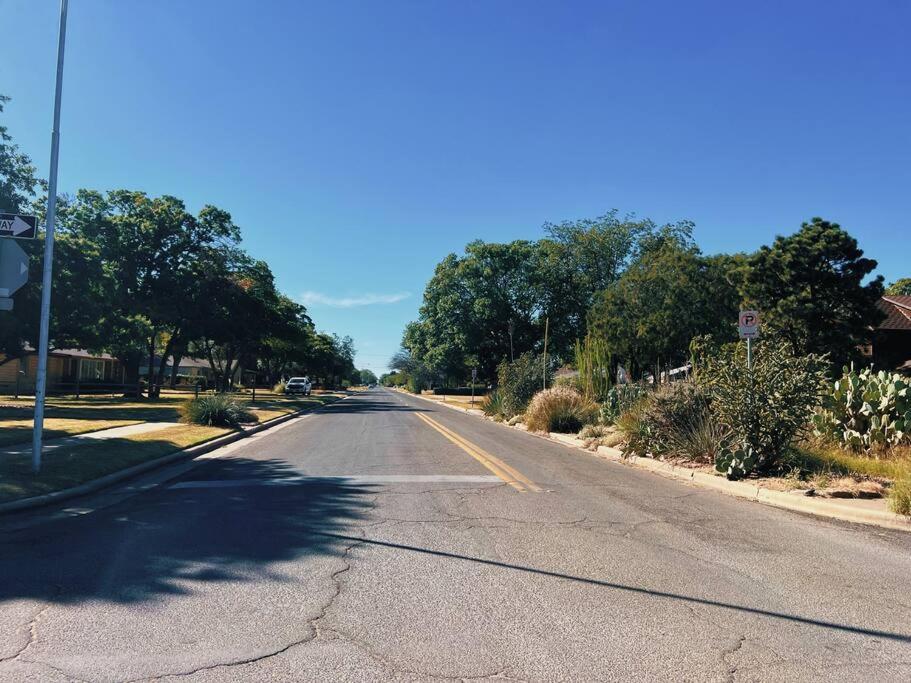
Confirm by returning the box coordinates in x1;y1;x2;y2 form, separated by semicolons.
415;412;542;493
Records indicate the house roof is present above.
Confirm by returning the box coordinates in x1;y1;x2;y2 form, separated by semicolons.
877;296;911;331
17;345;117;361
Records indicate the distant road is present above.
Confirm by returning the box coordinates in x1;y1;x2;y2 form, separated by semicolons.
2;388;910;681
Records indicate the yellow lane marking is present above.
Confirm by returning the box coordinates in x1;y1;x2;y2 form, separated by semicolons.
415;412;542;493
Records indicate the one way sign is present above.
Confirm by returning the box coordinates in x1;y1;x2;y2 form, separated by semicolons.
0;213;38;239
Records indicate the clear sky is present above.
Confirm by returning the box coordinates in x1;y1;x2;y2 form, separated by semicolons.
2;0;908;374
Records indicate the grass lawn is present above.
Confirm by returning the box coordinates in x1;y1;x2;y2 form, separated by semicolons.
0;390;343;448
0;389;345;503
0;424;229;503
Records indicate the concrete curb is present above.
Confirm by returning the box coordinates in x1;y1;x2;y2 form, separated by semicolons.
399;388;911;532
0;400;338;515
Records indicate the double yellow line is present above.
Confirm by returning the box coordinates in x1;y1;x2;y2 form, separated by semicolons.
415;412;541;493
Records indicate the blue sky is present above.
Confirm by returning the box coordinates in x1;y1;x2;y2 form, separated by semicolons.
2;0;908;374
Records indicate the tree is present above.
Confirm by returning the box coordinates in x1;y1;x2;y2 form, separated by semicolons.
402;212;699;382
359;369;378;385
740;217;884;368
886;278;911;296
588;234;739;379
0;95;37;214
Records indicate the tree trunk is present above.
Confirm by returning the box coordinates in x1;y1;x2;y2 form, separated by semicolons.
147;330;157;399
169;348;184;389
154;333;177;393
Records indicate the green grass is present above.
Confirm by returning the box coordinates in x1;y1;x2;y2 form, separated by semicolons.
0;424;230;503
0;391;344;503
0;390;342;447
790;441;911;482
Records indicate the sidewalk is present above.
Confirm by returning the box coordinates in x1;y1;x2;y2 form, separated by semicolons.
0;422;177;458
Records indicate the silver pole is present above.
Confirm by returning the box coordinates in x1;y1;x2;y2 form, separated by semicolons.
747;337;752;371
32;0;69;474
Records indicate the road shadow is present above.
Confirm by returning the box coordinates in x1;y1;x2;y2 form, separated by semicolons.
0;457;374;606
321;398;430;414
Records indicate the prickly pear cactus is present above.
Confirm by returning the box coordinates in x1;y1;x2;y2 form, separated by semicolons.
813;366;910;450
715;442;759;480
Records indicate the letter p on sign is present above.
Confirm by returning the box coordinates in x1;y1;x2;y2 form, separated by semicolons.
739;310;760;339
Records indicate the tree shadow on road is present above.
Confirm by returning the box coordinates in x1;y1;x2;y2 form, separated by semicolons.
321;398;430;414
0;457;375;606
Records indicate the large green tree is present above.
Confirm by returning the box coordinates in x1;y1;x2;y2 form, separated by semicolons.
740;217;884;368
588;234;740;379
403;212;697;382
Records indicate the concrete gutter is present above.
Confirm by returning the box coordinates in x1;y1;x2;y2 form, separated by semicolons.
0;402;334;515
402;389;911;532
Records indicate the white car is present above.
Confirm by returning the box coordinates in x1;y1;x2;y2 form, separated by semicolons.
285;376;312;396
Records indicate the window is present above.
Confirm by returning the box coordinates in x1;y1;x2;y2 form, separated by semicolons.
80;359;105;380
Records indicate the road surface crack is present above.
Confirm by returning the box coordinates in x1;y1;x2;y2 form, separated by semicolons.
0;585;61;667
721;635;746;682
319;626;523;681
129;536;366;682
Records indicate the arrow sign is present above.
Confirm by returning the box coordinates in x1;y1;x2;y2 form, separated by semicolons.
0;213;38;239
0;240;30;306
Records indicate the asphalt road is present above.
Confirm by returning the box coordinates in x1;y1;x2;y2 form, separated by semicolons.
2;388;911;682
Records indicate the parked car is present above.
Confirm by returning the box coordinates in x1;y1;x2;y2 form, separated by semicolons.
285;376;312;396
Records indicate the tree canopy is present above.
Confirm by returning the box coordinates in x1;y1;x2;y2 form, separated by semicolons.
740;217;884;367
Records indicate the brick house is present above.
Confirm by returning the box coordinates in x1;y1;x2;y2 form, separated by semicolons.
0;348;124;395
870;295;911;373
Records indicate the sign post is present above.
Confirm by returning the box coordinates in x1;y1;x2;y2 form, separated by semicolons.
471;367;477;406
32;0;69;474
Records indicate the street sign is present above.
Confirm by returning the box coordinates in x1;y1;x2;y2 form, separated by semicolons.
471;367;478;382
0;240;29;309
738;310;760;339
0;213;38;239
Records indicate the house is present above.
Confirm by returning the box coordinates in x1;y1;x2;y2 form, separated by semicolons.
139;356;215;382
0;348;124;395
870;295;911;373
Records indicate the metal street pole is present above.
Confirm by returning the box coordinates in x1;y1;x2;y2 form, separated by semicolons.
542;316;549;391
32;0;69;474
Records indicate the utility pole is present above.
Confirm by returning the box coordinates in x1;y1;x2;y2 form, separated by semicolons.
508;320;515;362
32;0;69;474
542;316;549;391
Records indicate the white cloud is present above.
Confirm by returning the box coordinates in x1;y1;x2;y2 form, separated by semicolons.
299;290;410;308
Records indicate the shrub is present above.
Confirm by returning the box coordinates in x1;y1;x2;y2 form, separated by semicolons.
524;387;598;433
407;375;426;394
181;393;254;427
619;381;723;462
498;352;554;419
482;390;504;419
617;400;651;457
813;366;910;451
699;340;828;479
273;381;286;394
889;477;911;516
600;384;650;425
579;423;625;449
